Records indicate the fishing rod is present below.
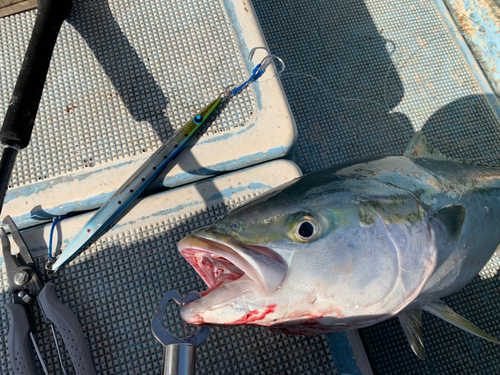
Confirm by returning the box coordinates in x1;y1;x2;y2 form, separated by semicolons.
0;0;72;215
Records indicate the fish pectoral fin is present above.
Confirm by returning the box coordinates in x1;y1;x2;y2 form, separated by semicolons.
398;310;425;360
404;131;449;161
423;300;500;345
430;204;466;245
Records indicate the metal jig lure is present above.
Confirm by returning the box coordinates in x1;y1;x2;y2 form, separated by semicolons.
47;47;284;273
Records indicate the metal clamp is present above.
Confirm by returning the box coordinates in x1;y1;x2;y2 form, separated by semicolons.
152;291;210;375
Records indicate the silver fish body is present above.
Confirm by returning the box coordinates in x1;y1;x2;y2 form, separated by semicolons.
178;151;500;337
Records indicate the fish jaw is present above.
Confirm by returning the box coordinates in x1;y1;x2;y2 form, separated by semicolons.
178;235;288;325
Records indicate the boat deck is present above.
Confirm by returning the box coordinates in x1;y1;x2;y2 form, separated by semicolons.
1;0;500;373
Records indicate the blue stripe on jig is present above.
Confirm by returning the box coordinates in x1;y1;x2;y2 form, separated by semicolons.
47;47;285;274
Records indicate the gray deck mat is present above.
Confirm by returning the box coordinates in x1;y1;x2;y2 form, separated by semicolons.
1;0;500;373
251;0;500;374
0;0;255;188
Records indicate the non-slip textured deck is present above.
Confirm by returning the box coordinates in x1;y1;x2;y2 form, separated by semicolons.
1;0;500;373
251;0;500;373
0;0;254;188
0;0;296;232
253;0;500;172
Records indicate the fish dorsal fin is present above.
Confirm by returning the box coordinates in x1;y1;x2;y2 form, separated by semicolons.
424;300;500;345
404;131;449;161
404;131;499;167
398;310;425;360
430;204;466;245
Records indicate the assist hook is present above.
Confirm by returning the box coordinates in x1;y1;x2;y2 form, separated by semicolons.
227;47;285;97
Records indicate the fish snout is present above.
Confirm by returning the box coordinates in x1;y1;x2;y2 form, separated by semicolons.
177;233;292;326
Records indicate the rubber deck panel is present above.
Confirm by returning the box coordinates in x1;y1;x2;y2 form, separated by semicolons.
253;0;500;172
0;0;251;187
251;0;500;374
0;0;295;231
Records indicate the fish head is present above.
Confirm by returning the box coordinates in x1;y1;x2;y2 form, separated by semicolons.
179;176;437;334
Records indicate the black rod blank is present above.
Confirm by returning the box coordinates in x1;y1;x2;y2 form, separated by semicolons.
0;0;72;213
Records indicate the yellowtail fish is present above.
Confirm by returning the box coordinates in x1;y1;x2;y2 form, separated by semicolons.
178;132;500;359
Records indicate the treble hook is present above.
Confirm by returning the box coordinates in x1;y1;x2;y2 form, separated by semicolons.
228;47;285;97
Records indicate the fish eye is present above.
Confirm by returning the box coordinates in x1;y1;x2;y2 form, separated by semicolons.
293;215;320;242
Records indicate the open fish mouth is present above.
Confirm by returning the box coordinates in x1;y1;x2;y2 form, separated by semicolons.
178;235;288;297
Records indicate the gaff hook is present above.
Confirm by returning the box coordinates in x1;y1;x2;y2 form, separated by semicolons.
228;47;285;97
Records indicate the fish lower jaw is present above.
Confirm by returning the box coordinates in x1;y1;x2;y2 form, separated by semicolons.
180;277;269;324
180;309;204;325
181;300;277;326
